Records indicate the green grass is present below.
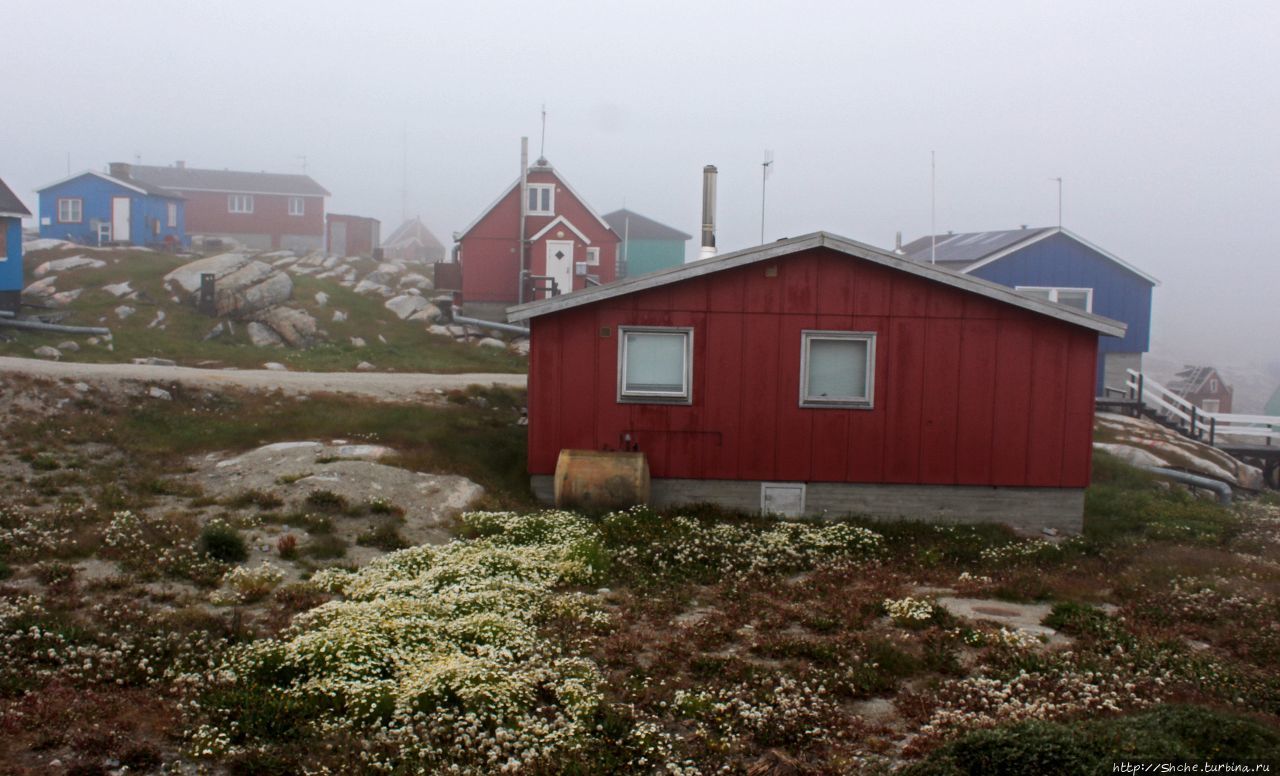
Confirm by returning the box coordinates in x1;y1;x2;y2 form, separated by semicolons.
1084;451;1239;546
3;247;526;373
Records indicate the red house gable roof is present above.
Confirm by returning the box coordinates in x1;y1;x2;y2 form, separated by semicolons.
509;231;1126;337
457;161;616;241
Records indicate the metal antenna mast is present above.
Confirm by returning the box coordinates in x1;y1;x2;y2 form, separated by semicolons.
539;104;547;161
297;155;308;174
760;150;773;244
1050;176;1062;228
930;151;937;264
401;122;409;222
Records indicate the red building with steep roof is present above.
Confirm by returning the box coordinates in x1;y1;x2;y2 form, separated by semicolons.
508;232;1127;534
455;158;620;318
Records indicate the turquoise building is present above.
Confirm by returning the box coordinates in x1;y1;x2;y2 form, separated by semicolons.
603;209;691;277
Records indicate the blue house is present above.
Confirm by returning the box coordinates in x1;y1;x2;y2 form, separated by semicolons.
603;209;692;277
36;163;186;248
900;227;1158;395
0;176;33;314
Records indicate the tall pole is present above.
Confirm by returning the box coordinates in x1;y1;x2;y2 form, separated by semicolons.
1052;176;1063;228
761;153;772;244
518;137;529;304
539;104;547;161
401;122;408;222
930;150;936;264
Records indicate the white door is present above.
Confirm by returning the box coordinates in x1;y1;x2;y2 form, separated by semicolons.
545;240;575;297
111;197;131;242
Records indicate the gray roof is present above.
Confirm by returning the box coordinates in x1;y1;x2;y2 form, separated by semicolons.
508;231;1126;338
0;176;31;217
899;228;1052;267
130;164;330;197
383;217;445;252
1169;365;1225;397
603;209;692;241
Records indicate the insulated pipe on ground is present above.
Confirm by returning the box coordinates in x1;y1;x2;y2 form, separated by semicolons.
1141;465;1233;505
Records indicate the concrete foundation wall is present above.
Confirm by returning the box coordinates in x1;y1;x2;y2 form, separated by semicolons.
530;475;1084;535
1102;352;1142;396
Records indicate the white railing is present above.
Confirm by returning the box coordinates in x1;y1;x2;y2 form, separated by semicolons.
1124;369;1280;447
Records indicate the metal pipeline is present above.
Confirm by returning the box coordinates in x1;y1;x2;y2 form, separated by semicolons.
1141;465;1233;505
451;313;529;337
0;318;111;336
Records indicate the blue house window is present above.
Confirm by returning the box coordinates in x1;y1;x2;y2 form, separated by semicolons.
228;195;254;214
58;198;82;223
1016;286;1092;312
167;202;177;227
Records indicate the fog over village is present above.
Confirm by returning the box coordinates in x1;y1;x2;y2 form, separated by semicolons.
5;1;1278;386
3;2;1280;774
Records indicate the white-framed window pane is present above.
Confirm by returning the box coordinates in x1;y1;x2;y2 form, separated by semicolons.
807;339;868;399
586;247;600;266
1056;290;1090;311
167;202;177;227
801;331;874;408
1020;287;1053;300
625;333;685;392
289;197;304;216
527;184;553;215
619;327;691;403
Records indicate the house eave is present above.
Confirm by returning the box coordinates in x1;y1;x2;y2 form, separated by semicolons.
507;231;1127;338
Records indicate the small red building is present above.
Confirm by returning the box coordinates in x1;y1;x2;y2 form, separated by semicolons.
326;213;381;258
456;158;620;318
130;162;329;252
508;232;1126;533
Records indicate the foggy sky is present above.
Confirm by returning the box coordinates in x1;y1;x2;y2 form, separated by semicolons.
5;0;1278;366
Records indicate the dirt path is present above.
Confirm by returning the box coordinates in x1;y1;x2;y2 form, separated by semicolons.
0;356;526;401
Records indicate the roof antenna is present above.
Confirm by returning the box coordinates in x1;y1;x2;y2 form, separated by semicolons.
1050;176;1062;228
401;122;409;222
930;150;937;264
538;104;548;164
297;155;308;174
760;150;773;245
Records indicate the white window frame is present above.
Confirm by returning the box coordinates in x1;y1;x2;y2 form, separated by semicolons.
585;246;600;266
799;330;876;409
288;196;305;216
617;326;693;405
57;198;82;223
228;194;254;214
527;184;555;216
1015;286;1094;312
167;202;177;228
1201;398;1220;414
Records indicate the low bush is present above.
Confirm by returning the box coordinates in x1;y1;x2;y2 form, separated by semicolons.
199;523;249;563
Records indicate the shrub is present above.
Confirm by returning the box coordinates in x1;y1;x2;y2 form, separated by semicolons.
304;489;347;512
227;490;285;510
303;533;347;560
276;534;298;559
1042;601;1118;640
222;562;285;604
199;523;249;563
356;520;409;552
901;720;1099;775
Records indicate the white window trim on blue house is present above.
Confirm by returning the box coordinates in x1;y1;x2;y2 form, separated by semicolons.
57;198;83;223
1015;285;1093;312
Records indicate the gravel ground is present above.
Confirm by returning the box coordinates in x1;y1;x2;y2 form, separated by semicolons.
0;355;526;402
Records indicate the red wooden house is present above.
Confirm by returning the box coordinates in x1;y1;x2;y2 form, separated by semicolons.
508;232;1127;534
130;162;329;252
456;158;620;318
1169;366;1234;414
326;213;381;258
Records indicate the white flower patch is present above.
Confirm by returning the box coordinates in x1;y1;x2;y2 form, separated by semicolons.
884;596;935;623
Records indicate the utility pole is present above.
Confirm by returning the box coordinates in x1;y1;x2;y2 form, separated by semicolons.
1051;177;1063;228
539;104;547;161
760;150;773;244
930;151;937;264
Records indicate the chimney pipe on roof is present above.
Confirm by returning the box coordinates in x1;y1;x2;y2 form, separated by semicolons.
108;162;132;180
697;164;717;262
894;231;902;253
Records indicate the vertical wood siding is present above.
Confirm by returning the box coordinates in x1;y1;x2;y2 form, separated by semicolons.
527;247;1099;488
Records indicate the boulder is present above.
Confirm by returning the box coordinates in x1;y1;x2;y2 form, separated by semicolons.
50;289;83;305
354;278;393;297
384;293;431;320
147;310;167;329
203;322;226;341
477;337;506;349
147;386;173;401
163;252;254;294
132;357;176;366
263;362;288;371
408;304;442;324
103;281;133;298
332;310;348;323
257;306;319;348
511;338;530;356
34;256;107;277
115;305;136;319
350;337;366;348
23;277;57;297
247;321;284;347
314;291;329;306
356;361;376;371
398;272;433;290
22;238;75;251
427;325;452;337
33;346;61;360
214;261;292;317
56;340;80;352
